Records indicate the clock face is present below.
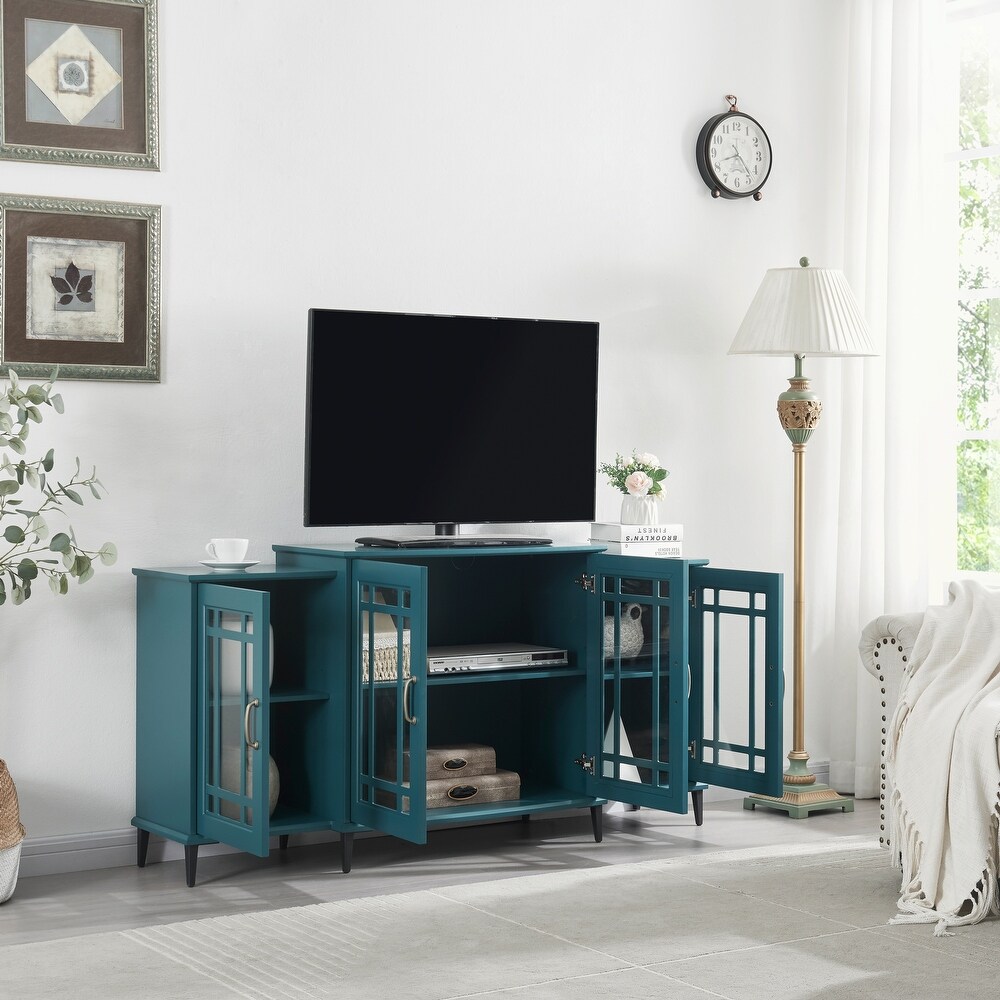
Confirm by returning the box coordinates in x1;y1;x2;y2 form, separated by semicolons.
703;113;772;197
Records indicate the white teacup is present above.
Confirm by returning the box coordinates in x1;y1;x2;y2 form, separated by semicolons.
206;537;249;562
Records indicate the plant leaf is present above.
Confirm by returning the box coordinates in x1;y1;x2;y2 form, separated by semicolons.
48;575;61;595
58;294;74;306
4;524;24;543
65;262;80;288
63;487;83;504
76;274;93;294
49;532;71;552
16;558;37;581
42;448;54;472
0;479;19;495
98;542;118;566
76;291;93;303
50;276;72;294
50;393;64;414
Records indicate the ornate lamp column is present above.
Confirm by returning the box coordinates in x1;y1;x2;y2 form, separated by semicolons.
730;258;876;818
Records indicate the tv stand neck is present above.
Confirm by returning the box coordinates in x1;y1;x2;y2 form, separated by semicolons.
434;523;458;536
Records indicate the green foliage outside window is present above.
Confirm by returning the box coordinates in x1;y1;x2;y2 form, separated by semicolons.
956;17;1000;571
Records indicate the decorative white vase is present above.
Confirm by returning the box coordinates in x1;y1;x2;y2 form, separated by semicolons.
602;602;645;658
620;494;659;525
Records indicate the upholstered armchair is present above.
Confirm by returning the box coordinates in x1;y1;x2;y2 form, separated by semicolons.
858;612;925;850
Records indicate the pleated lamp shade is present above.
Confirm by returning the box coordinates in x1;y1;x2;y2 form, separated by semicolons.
729;263;876;357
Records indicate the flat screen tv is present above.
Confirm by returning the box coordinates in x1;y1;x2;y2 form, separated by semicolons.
305;309;599;543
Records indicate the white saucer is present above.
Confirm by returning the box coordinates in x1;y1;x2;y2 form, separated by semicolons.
199;559;260;572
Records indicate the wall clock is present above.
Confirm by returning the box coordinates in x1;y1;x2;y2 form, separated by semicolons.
696;95;772;200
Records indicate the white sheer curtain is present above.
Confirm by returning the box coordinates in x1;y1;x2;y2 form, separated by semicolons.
816;0;952;796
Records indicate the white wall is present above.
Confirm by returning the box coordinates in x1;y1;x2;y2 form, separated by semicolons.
0;1;851;842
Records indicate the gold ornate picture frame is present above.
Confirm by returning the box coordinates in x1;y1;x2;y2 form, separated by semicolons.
0;193;160;381
0;0;158;169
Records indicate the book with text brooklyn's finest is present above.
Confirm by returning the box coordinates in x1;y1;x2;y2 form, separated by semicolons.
592;540;683;558
590;522;683;543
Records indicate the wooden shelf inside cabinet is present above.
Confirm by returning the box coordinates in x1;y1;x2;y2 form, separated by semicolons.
267;804;335;835
427;666;586;686
426;786;604;825
269;688;331;704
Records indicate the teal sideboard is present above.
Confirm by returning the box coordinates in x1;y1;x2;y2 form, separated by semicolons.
132;544;783;885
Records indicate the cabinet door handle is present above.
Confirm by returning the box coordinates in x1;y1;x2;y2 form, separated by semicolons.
244;697;260;750
403;676;418;725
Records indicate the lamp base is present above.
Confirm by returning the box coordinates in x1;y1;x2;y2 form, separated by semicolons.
742;753;854;818
743;781;855;820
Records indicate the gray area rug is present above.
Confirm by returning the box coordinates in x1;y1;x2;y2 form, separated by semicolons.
6;840;1000;1000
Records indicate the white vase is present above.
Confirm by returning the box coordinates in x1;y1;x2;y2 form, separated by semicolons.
620;494;659;525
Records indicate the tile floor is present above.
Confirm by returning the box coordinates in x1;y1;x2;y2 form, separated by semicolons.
0;797;879;946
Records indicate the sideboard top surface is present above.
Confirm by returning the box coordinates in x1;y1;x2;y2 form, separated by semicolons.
272;542;608;560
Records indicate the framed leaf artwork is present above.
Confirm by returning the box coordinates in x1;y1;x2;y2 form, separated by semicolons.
0;192;160;381
0;0;158;169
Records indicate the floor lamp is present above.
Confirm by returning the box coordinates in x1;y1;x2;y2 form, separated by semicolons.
729;257;876;818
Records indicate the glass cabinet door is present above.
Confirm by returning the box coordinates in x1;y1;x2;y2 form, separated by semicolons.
688;567;784;797
198;584;271;857
352;561;428;844
585;554;688;814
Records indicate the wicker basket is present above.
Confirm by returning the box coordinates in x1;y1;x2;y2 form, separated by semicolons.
0;760;25;904
361;629;411;683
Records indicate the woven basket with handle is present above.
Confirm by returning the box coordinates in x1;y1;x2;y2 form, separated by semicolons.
0;760;24;851
0;760;25;904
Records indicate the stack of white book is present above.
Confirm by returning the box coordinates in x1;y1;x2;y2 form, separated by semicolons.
589;522;683;558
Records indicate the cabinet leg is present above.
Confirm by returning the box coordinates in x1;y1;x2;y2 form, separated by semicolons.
691;789;704;827
341;832;354;874
279;835;290;851
590;804;603;843
184;845;199;887
136;828;150;868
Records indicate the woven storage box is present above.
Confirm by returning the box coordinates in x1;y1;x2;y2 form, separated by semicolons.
0;760;25;904
361;626;411;683
426;769;521;808
404;744;497;782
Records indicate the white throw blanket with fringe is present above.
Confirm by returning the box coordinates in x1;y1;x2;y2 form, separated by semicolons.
887;580;1000;935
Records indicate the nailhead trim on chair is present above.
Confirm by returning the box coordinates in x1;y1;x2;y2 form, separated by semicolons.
871;634;907;847
876;638;888;845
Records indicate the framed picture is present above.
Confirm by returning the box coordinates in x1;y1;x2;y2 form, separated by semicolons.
0;192;160;381
0;0;158;169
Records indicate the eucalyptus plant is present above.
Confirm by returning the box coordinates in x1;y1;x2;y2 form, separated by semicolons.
0;369;116;606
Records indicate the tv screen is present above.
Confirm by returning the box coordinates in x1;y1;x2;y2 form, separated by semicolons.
305;309;599;532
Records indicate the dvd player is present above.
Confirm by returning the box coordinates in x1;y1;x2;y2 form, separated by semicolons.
427;643;569;674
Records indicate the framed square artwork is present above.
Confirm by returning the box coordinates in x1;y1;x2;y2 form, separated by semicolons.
0;0;158;169
0;192;160;381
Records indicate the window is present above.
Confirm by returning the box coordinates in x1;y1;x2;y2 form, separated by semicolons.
954;3;1000;571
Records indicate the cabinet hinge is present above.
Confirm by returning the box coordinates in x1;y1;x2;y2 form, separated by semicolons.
689;589;698;608
576;573;596;593
574;752;595;774
688;740;697;759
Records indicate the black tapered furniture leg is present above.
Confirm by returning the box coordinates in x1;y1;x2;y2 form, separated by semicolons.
184;845;199;887
341;832;354;873
691;789;704;827
279;835;289;851
136;828;150;868
590;804;603;843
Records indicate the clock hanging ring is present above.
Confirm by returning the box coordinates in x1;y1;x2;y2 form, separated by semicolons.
696;95;772;200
